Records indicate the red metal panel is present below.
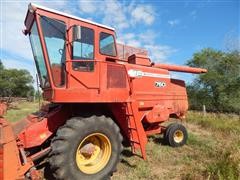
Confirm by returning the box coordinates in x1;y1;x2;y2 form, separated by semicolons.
0;145;3;180
145;105;169;123
0;118;23;179
17;105;71;148
107;64;126;88
128;54;151;66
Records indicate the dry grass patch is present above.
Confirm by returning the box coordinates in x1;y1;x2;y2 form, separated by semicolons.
4;101;39;122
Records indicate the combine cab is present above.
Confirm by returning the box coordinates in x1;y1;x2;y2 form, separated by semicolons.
0;3;207;179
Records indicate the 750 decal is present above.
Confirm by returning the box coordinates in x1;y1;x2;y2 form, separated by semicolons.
155;81;166;88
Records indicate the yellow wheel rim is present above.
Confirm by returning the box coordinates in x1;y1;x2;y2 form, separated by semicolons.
76;133;111;174
173;130;184;143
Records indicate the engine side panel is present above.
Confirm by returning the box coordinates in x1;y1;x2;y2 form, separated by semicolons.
125;64;188;122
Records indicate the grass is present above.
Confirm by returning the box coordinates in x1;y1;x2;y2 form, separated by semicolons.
113;111;240;180
4;101;39;122
187;111;240;134
3;102;240;179
206;148;240;180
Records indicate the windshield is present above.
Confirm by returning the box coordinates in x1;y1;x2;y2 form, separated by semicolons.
40;16;66;87
29;22;50;88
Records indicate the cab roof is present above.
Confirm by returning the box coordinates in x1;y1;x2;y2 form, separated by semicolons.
28;3;115;31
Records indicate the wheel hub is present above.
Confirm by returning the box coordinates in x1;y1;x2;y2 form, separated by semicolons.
80;143;96;156
76;133;111;174
173;130;184;143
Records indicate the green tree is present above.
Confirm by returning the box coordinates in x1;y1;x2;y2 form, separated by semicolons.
186;48;240;113
0;60;34;97
0;60;3;70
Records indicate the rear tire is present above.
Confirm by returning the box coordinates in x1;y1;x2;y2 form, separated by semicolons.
163;123;175;142
164;123;188;147
48;115;123;180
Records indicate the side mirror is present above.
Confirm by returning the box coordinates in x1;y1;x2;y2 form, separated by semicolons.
73;25;81;41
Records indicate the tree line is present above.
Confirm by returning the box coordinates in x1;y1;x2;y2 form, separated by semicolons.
0;60;35;98
186;48;240;113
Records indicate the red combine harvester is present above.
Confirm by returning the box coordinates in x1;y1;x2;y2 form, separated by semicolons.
0;3;207;180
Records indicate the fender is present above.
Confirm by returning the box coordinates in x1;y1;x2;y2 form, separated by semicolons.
16;105;71;148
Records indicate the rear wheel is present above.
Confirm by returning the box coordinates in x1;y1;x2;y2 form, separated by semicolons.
48;115;123;180
163;123;175;141
164;123;188;147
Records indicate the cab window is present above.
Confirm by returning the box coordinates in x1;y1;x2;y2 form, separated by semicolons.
40;16;66;87
100;32;116;57
72;26;94;71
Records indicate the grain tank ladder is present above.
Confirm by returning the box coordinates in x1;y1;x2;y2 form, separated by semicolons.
126;102;147;160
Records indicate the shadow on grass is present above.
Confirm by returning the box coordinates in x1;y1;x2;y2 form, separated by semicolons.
121;149;133;157
120;149;136;168
120;159;136;168
148;136;168;145
120;136;169;168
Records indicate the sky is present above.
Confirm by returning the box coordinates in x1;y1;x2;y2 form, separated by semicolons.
0;0;239;84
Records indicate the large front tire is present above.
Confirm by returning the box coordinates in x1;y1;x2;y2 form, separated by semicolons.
48;115;123;180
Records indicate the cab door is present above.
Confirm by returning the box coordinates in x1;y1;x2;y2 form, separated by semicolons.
68;21;99;89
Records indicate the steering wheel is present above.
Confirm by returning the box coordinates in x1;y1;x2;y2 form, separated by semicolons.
58;49;63;55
